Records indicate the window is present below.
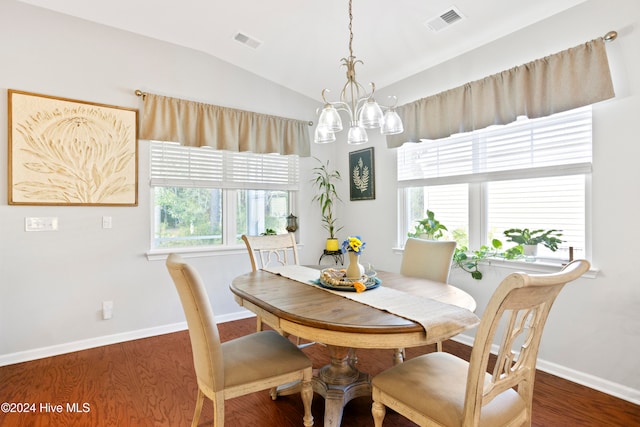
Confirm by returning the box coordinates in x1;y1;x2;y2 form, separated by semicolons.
398;106;592;262
150;141;299;250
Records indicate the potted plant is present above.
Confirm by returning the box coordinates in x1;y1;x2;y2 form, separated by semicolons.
408;210;447;240
453;240;503;280
453;240;526;280
503;228;563;257
311;158;343;251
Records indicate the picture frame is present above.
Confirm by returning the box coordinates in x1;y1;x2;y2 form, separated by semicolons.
8;90;138;206
349;147;375;201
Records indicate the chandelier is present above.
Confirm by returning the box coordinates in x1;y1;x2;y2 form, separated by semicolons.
314;0;404;145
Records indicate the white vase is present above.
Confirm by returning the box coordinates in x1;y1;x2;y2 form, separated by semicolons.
523;244;538;261
346;251;365;279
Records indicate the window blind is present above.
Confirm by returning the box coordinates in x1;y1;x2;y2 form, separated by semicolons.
397;106;592;187
150;141;299;190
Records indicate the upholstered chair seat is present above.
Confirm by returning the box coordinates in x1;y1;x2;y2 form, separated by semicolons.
373;352;526;426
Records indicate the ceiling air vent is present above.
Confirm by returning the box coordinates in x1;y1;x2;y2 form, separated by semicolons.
233;32;262;49
425;6;465;32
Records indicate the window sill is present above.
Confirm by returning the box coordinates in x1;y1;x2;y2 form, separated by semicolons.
478;258;599;279
393;247;599;279
146;245;248;261
146;242;306;261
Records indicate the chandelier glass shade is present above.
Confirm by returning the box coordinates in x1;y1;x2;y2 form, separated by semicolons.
314;0;403;145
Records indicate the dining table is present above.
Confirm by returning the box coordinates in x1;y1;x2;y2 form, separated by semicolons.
229;265;479;427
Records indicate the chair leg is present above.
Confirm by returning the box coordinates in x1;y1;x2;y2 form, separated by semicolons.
372;401;386;427
191;389;205;427
436;340;443;352
213;394;225;427
256;316;263;332
301;377;314;426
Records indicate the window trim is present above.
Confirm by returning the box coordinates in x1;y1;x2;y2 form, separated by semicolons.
397;107;593;266
147;141;300;257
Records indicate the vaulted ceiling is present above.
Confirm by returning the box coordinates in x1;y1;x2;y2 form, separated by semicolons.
19;0;588;101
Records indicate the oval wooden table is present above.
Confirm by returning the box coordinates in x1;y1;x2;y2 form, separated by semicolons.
230;268;479;427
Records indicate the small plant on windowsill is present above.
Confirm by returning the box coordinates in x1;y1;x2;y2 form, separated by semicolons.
453;240;502;280
407;210;448;240
453;240;524;280
503;228;563;258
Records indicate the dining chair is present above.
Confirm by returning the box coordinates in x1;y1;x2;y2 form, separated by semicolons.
165;253;314;427
242;232;299;273
396;238;457;360
242;233;301;330
371;259;590;427
400;238;457;283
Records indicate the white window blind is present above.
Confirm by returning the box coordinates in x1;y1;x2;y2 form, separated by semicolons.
397;106;592;186
487;175;586;259
150;141;299;190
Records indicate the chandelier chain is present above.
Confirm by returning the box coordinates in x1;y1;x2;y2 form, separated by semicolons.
348;0;354;59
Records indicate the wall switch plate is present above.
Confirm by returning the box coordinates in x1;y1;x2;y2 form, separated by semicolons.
102;301;113;320
102;216;112;229
25;217;58;232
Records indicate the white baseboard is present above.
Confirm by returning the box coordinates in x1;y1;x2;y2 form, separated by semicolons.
452;333;640;406
0;311;255;367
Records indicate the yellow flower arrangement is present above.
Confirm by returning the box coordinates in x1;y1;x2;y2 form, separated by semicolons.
341;235;365;254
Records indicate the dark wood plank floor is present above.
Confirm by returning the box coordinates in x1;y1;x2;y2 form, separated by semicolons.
1;317;638;426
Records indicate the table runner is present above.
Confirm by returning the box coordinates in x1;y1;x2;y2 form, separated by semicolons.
263;265;479;340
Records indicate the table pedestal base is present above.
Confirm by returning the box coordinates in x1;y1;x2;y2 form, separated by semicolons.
313;345;371;427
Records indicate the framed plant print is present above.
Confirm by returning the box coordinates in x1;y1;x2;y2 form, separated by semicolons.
349;147;375;201
8;90;138;206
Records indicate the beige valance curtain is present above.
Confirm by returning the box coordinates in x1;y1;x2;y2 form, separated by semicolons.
387;38;615;148
139;93;311;157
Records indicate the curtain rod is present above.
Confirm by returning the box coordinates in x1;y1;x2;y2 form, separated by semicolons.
133;89;314;126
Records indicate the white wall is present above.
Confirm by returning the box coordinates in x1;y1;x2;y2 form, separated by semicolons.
0;0;329;363
1;0;639;404
331;0;640;402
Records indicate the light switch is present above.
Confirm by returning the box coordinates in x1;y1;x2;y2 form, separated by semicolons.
25;217;58;232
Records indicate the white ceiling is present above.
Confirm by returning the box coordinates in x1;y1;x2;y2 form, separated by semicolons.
19;0;588;101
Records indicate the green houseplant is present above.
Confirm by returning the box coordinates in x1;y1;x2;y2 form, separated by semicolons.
453;241;524;280
311;158;343;251
503;228;563;257
453;240;502;280
408;210;448;240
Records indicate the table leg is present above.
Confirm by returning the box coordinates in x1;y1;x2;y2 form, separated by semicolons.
312;345;371;427
393;348;405;365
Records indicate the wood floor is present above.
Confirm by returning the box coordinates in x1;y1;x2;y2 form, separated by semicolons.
1;317;638;427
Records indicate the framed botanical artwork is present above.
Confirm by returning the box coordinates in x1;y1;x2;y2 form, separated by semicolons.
8;90;138;206
349;147;375;201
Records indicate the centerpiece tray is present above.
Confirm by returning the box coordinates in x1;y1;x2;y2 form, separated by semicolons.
317;267;380;292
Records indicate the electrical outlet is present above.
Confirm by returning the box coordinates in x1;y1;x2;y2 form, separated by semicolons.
102;301;113;320
102;216;112;229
